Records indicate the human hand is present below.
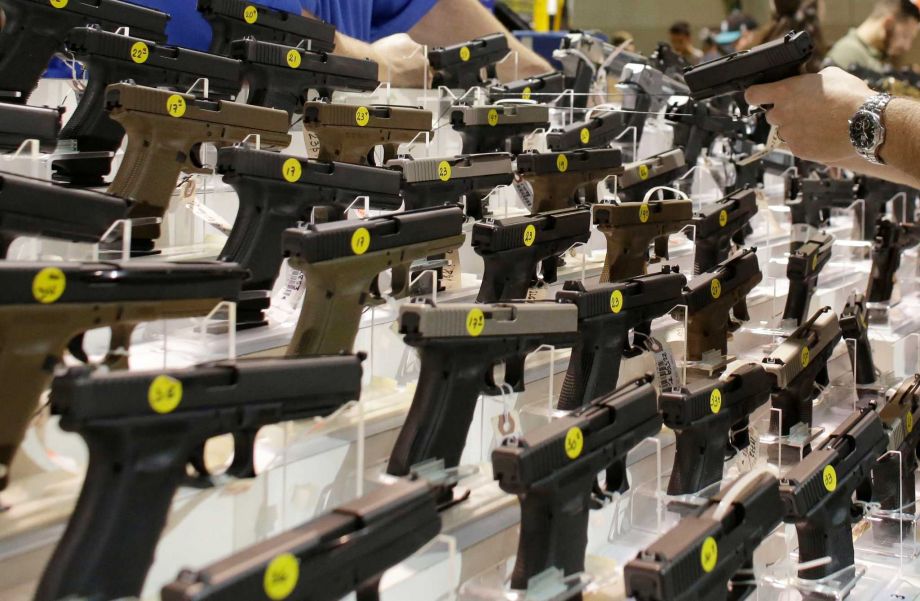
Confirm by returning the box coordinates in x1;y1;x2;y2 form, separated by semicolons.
745;66;874;164
371;34;430;88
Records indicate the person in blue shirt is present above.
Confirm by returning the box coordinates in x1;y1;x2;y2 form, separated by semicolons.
122;0;550;87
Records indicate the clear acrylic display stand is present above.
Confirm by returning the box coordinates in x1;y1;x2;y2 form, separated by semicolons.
756;409;823;470
458;567;591;601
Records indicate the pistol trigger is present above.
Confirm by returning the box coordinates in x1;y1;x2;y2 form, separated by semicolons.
227;430;259;479
184;443;216;489
605;460;630;495
389;264;410;299
504;356;527;392
540;256;559;285
817;365;830;387
654;236;669;261
369;275;384;300
67;334;90;364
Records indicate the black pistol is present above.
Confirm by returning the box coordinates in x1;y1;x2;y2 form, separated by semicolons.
555;270;686;411
34;356;364;601
780;406;887;580
493;376;662;590
661;364;773;495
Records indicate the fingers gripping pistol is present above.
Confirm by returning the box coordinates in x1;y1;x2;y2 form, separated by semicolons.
283;206;466;357
0;261;246;491
105;83;291;248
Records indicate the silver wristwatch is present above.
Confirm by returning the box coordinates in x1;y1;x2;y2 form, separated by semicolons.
849;93;893;165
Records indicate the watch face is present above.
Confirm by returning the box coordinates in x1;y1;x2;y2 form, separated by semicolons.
850;112;879;150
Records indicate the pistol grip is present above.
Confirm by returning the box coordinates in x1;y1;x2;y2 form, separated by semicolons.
60;70;126;153
687;308;729;362
693;241;722;276
846;336;877;386
769;387;813;435
286;266;368;357
0;20;61;98
793;504;856;580
108;135;188;242
781;281;811;326
477;255;535;303
667;421;729;496
34;428;195;601
558;329;628;412
509;484;593;590
218;190;309;293
873;453;917;513
602;236;648;284
386;345;488;475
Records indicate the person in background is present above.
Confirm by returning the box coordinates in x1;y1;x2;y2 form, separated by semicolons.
713;10;759;53
110;0;551;87
611;30;638;53
668;21;703;64
699;27;724;62
742;0;827;72
301;0;553;87
826;0;920;72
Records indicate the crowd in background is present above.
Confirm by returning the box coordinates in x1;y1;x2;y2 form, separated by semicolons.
614;0;920;76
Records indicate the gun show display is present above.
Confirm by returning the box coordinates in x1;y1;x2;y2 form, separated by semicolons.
2;9;920;601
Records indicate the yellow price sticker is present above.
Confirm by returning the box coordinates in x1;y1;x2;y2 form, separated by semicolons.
49;0;68;7
700;537;718;573
166;94;187;118
282;158;302;183
32;267;66;304
907;411;915;434
556;154;569;173
523;224;537;247
638;203;650;223
487;108;499;127
638;164;650;180
286;49;302;69
350;227;371;255
243;4;258;23
719;209;728;228
710;278;722;300
355;106;370;127
580;128;591;145
610;290;624;314
522;86;532;101
466;308;486;337
459;46;472;62
801;346;810;369
437;160;452;182
812;254;818;271
130;41;149;64
822;465;837;492
564;427;584;459
263;553;300;600
710;388;722;414
148;375;183;414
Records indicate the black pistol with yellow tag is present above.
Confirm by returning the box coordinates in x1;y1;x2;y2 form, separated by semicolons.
493;376;661;590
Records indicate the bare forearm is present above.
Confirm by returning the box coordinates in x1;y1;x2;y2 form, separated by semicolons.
876;98;920;186
409;0;553;81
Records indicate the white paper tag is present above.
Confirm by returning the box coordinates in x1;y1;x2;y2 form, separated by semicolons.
441;248;462;290
491;409;523;448
513;174;535;212
305;131;321;159
525;280;550;301
643;336;677;391
276;261;307;312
